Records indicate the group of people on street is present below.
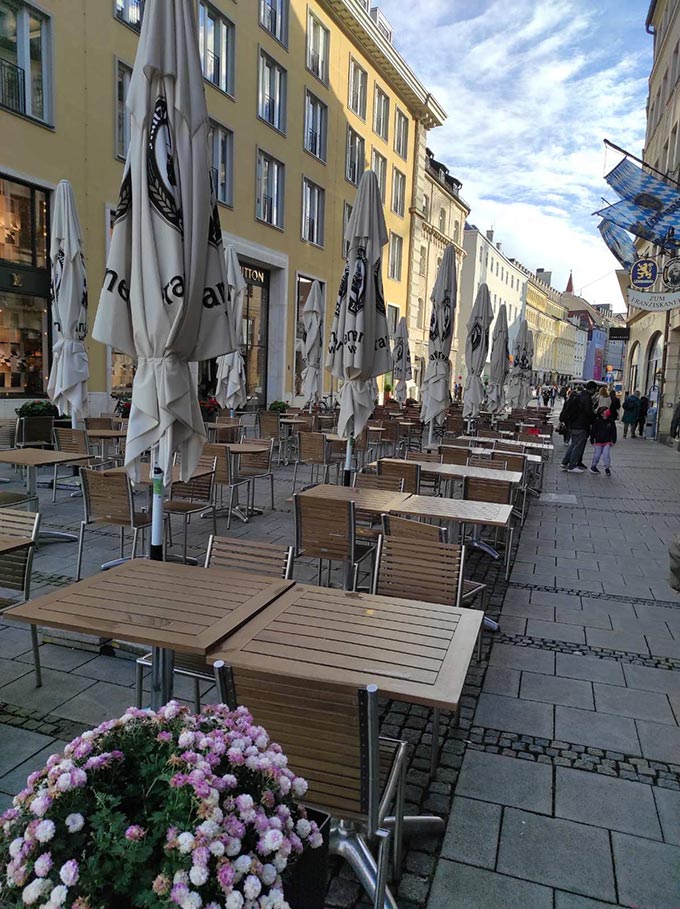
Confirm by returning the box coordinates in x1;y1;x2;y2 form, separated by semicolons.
621;390;650;438
559;381;619;475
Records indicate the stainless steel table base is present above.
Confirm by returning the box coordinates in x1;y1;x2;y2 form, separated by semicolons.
150;646;174;711
330;824;396;909
38;530;78;544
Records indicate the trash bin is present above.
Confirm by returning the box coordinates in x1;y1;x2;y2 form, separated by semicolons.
645;405;658;439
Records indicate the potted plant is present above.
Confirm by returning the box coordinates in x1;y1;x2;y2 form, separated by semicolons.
14;400;59;418
114;394;132;419
382;382;392;403
0;702;326;909
268;401;288;414
199;396;220;422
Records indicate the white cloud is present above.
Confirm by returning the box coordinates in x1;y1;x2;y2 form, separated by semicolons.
376;0;650;308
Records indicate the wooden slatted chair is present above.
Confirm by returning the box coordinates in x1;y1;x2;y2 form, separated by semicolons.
202;443;250;530
15;415;53;450
84;417;114;430
214;665;407;907
51;428;110;503
378;419;404;458
406;449;441;493
467;456;508;470
165;456;217;563
492;451;529;524
477;429;500;439
135;536;294;712
354;474;404;491
212;422;243;444
0;509;40;685
235;438;275;513
76;468;156;580
292;432;332;493
381;513;448;543
495;441;526;454
462;475;515;577
441;447;469;466
293;494;372;589
377;459;420;494
258;410;283;462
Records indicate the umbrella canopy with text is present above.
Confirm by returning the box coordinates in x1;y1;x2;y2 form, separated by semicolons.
463;283;494;418
421;245;457;428
214;245;247;412
392;315;412;404
302;280;324;408
326;170;391;439
487;302;509;414
47;180;89;421
506;318;534;409
92;0;236;482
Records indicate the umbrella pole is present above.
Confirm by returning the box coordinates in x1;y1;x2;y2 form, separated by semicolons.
428;420;434;447
150;445;164;563
343;436;353;487
149;444;173;711
71;411;78;430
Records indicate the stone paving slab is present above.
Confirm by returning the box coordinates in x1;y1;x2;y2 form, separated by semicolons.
612;833;680;909
555;705;641;755
593;681;677;725
555;652;626;685
455;749;553;814
440;797;501;869
520;671;594;709
428;861;554;909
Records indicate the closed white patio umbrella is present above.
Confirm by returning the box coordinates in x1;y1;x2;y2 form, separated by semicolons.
47;180;89;425
506;318;534;409
421;245;457;441
392;315;412;404
92;0;235;707
214;245;247;413
326;170;391;481
301;280;324;410
487;302;510;415
463;283;494;419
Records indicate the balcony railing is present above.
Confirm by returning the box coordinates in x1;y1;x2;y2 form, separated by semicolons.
261;94;276;124
205;49;221;87
306;127;320;156
0;59;25;115
308;49;322;78
260;194;274;224
305;217;318;243
262;2;278;36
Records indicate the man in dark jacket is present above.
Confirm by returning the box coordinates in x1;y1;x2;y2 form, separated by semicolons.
560;381;597;473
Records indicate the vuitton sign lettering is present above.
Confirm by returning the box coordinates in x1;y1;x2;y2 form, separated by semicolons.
242;266;266;286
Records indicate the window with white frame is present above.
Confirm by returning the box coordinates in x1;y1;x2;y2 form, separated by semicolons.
198;2;234;95
307;12;329;83
256;149;284;228
209;121;234;206
258;50;286;132
116;61;132;159
115;0;144;30
388;233;403;281
346;127;365;185
417;297;424;329
304;90;327;161
342;201;353;257
387;303;398;338
423;194;430;220
371;149;387;202
348;57;367;118
259;0;287;44
374;85;389;141
453;220;459;244
419;245;426;276
0;1;51;121
439;207;446;233
302;178;324;246
394;108;409;158
392;167;406;217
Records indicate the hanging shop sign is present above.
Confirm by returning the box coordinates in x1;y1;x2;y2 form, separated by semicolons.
630;258;658;288
663;256;680;289
628;288;680;311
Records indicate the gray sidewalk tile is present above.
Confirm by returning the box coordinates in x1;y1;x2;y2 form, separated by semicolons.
0;656;32;687
612;833;680;909
499;616;527;635
585;627;649;655
521;671;594;709
0;667;96;713
0;740;67;796
555;767;662;839
622;663;680;696
428;861;553;909
0;623;33;659
646;635;680;659
636;720;680;763
70;653;137;686
482;667;520;698
554;606;612;629
16;643;96;672
555;653;625;686
610;614;672;638
654;788;680;846
0;724;56;776
55;681;138;726
474;693;554;739
497;809;616;902
489;643;555;675
530;591;581;608
526;620;586;644
555;706;641;755
502;600;556;620
456;749;553;814
593;683;676;725
555;893;624;909
440;797;501;868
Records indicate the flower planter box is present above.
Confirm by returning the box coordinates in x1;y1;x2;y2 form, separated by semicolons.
284;808;331;909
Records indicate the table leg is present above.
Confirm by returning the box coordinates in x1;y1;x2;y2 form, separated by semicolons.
150;646;175;711
28;466;79;544
330;824;397;909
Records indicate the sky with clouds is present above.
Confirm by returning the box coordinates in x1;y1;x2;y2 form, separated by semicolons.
377;0;651;309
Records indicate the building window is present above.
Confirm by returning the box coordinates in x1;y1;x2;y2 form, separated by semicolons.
0;1;51;121
302;178;324;246
209;121;233;206
115;0;144;30
371;149;387;202
453;220;459;244
116;61;133;159
304;90;327;161
259;0;287;44
394;108;409;158
417;297;424;329
374;86;389;141
423;194;430;220
198;2;234;95
342;201;353;257
438;207;446;233
307;12;329;83
258;50;286;132
256;150;284;228
388;232;403;281
392;167;406;217
387;303;398;337
419;245;426;276
346;127;365;185
348;57;367;118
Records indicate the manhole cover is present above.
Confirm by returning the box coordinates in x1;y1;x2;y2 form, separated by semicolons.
539;493;578;504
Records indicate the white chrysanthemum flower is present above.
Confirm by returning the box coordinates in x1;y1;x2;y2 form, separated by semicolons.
209;840;225;857
225;837;241;857
292;777;308;797
180;891;202;909
34;820;55;843
177;832;195;854
295;818;311;838
49;884;68;906
189;865;208;887
56;774;72;793
225;892;244;909
173;870;189;884
21;878;50;905
261;864;277;886
234;855;251;875
243;874;262;900
65;813;84;833
9;838;23;859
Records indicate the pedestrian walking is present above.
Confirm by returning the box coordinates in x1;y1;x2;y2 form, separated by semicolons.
637;394;649;439
560;380;597;472
622;390;641;438
589;403;617;476
609;389;621;420
550;385;557;405
542;387;551;407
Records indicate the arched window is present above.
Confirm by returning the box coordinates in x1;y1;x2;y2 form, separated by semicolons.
644;332;663;393
628;340;640;392
417;297;424;329
439;208;446;233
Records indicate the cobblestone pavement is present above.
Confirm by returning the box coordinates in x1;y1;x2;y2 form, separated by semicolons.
0;431;679;908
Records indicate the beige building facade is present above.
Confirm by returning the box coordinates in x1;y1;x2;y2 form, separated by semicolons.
0;0;444;415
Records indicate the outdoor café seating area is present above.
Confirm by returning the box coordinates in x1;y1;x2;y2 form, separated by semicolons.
0;400;554;908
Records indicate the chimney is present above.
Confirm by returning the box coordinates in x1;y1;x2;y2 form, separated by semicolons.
486;229;494;242
496;242;502;252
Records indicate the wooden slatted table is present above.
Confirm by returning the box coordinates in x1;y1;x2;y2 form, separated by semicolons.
297;483;411;517
86;429;127;460
0;535;33;554
5;560;294;708
208;583;483;710
378;458;523;486
458;435;553;453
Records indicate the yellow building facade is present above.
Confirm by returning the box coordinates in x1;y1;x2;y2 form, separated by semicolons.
0;0;444;414
513;265;572;383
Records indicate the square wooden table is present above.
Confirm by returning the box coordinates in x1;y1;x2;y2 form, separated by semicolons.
5;559;295;708
0;535;33;554
297;483;411;517
378;458;523;486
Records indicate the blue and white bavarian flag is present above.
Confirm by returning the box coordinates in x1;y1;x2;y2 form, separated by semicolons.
595;158;680;247
597;219;638;270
